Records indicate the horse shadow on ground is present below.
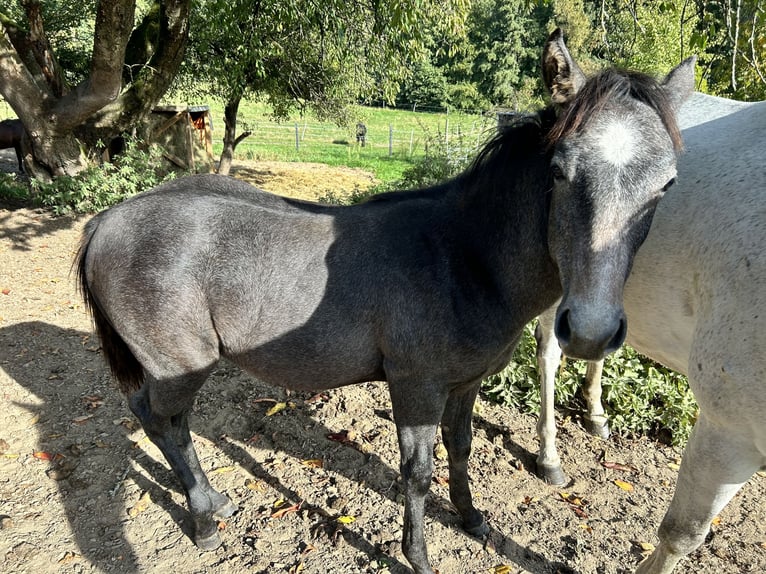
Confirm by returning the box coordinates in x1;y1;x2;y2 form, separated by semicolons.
0;320;573;574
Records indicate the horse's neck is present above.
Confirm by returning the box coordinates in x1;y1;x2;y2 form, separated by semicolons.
449;162;562;324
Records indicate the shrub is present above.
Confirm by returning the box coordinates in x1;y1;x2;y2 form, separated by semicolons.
483;323;698;446
31;141;178;214
0;173;30;204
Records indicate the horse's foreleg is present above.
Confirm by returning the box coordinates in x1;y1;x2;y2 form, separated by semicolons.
129;379;236;550
390;382;447;574
582;360;610;439
635;415;759;574
441;382;488;537
535;309;568;485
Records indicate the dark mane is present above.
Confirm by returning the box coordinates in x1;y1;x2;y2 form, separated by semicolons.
546;68;683;152
462;107;558;184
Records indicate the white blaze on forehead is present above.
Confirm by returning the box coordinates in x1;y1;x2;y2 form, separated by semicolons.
597;119;636;166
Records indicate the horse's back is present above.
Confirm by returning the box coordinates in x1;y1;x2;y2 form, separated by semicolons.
624;97;766;411
80;174;476;390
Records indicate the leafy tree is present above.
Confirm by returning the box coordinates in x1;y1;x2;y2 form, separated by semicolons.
0;1;190;180
398;59;450;111
179;0;469;174
691;0;765;99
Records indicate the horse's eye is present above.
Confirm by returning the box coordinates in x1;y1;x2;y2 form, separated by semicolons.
662;178;676;192
551;164;566;181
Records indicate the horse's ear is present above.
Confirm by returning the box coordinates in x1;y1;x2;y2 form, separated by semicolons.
542;28;587;106
661;56;697;112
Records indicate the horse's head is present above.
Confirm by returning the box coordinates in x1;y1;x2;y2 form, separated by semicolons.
542;29;695;360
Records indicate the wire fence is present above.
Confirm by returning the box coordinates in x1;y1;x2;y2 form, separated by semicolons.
228;112;499;161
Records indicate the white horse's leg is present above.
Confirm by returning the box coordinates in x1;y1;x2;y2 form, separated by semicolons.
535;308;568;485
582;360;610;439
635;414;760;574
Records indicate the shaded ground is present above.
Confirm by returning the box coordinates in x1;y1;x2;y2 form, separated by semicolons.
1;157;765;574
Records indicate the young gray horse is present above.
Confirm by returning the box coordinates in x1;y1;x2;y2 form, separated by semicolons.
0;119;24;173
534;92;766;573
75;31;694;574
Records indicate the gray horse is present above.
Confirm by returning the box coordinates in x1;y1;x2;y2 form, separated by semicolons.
75;30;694;574
534;91;766;573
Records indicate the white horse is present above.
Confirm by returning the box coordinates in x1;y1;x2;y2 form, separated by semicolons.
534;91;766;573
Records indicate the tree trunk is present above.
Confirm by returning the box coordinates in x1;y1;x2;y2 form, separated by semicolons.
218;96;251;176
0;0;191;180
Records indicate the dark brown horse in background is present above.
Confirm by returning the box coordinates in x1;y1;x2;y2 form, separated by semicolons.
0;119;24;173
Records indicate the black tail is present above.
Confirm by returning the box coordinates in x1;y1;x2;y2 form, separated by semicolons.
75;218;145;394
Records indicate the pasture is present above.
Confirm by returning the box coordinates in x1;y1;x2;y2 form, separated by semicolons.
0;154;764;573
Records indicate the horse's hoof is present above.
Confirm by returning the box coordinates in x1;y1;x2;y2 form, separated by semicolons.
536;462;568;486
195;529;223;552
583;417;610;440
464;517;490;538
213;498;238;520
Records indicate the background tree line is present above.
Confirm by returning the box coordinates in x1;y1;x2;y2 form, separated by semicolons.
0;0;763;180
399;0;765;111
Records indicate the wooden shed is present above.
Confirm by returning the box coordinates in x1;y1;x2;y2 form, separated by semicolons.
149;105;214;171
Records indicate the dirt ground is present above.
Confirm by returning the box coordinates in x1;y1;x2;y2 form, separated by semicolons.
1;151;764;574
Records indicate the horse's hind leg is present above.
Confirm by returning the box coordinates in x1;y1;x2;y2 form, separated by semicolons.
129;370;236;550
13;144;23;173
440;382;488;537
635;414;760;574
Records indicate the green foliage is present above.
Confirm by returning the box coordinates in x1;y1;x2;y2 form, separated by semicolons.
0;173;29;203
398;60;450;111
483;324;698;446
30;141;177;214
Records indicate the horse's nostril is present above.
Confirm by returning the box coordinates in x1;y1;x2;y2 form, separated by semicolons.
607;317;627;353
555;308;572;345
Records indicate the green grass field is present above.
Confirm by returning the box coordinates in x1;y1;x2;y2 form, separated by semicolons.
199;99;497;182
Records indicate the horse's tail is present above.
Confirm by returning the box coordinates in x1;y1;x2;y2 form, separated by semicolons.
75;218;145;394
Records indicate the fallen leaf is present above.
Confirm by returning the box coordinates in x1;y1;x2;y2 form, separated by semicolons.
82;395;104;410
490;565;511;574
601;460;637;473
1;289;10;295
271;501;301;519
57;551;78;564
211;465;236;475
711;515;722;526
336;515;355;524
0;438;9;454
635;541;655;552
434;475;449;487
667;462;680;471
128;491;152;518
33;451;54;461
245;479;266;492
71;415;94;425
326;430;372;454
434;443;448;461
614;479;634;492
266;402;288;416
559;492;586;506
301;458;323;469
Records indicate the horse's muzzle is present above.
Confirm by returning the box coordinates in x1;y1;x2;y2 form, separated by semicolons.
554;305;627;361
